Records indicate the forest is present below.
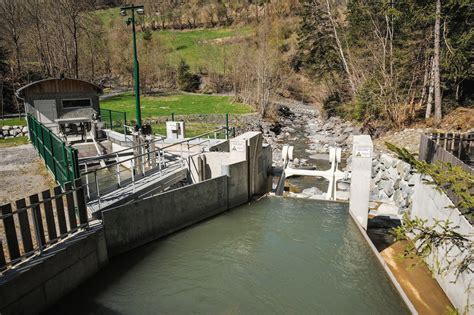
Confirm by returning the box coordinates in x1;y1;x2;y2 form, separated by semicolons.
0;0;472;129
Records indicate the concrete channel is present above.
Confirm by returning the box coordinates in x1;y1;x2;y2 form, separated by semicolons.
0;132;417;314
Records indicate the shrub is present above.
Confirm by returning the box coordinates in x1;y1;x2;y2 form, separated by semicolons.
177;59;200;92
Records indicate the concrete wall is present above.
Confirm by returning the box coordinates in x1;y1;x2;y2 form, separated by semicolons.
222;160;248;208
0;225;108;315
349;135;373;229
411;174;473;313
102;176;229;258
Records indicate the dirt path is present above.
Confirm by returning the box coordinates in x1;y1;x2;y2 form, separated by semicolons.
381;241;454;314
0;144;55;205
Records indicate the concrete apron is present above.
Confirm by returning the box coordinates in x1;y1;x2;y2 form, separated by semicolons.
347;208;418;314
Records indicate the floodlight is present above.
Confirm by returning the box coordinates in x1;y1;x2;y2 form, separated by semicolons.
136;8;145;15
120;10;127;16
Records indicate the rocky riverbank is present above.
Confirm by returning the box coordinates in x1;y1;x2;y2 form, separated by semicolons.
243;102;417;217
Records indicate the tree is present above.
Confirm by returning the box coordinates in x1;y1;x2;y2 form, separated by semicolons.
177;59;200;92
433;0;442;125
0;0;24;73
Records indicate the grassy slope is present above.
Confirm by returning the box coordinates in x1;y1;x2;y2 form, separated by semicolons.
158;27;252;72
94;8;253;73
101;93;253;118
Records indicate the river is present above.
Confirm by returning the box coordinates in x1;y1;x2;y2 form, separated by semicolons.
50;197;409;314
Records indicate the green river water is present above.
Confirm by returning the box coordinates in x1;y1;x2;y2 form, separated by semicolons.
50;197;409;314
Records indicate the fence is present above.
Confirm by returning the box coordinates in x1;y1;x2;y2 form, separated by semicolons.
27;114;80;186
419;132;474;174
100;109;127;135
0;179;89;272
419;133;474;221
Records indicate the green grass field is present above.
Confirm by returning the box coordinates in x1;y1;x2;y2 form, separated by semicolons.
0;136;29;148
101;93;253;119
152;122;222;138
1;117;27;126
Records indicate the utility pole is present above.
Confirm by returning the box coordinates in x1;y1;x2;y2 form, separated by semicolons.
120;5;145;130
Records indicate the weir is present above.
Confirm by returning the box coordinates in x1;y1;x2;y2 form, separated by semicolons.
0;131;412;314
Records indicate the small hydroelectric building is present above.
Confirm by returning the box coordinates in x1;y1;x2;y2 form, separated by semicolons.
16;77;103;136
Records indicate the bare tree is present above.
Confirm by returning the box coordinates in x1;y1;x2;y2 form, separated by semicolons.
0;0;24;73
433;0;442;125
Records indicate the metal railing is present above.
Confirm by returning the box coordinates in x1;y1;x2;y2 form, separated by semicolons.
81;128;228;207
27;114;80;186
100;108;128;135
0;179;89;273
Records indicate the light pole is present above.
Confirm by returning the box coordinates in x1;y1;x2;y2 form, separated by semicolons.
120;5;144;130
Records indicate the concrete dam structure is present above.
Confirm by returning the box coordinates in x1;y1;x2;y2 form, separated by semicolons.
0;131;414;314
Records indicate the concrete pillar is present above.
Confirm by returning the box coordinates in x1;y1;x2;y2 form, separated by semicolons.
349;135;373;230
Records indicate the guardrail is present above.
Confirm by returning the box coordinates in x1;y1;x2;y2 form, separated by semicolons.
0;179;89;273
81;128;228;207
100;108;127;135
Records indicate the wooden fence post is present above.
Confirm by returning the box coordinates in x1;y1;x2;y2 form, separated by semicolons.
41;189;58;242
1;204;20;261
54;186;68;236
64;182;77;230
0;240;6;270
29;193;46;248
74;178;88;226
15;198;34;255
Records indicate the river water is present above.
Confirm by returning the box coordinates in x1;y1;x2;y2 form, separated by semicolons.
51;197;408;314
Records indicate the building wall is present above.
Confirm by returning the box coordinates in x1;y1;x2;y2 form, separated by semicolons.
25;92;100;120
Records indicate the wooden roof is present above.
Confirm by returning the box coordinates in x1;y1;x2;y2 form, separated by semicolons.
16;78;103;99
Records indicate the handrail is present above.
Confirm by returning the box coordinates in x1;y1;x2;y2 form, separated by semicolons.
81;127;226;176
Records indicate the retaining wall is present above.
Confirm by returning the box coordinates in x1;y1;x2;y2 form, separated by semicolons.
103;176;230;257
411;175;473;313
0;225;108;314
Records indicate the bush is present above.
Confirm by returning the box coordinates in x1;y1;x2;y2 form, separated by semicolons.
177;59;200;92
322;91;344;117
352;79;382;122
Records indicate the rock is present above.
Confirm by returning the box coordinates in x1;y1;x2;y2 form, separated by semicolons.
2;130;9;136
2;126;9;131
373;170;384;183
393;178;401;190
309;153;329;160
396;161;411;180
407;176;416;186
343;127;354;133
378;190;390;201
380;180;394;197
9;129;18;136
380;153;397;168
337;181;350;191
293;158;300;165
336;191;350;201
377;203;399;215
387;167;399;181
302;187;323;196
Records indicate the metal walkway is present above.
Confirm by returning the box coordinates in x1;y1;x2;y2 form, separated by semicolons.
82;128;228;215
87;163;188;214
